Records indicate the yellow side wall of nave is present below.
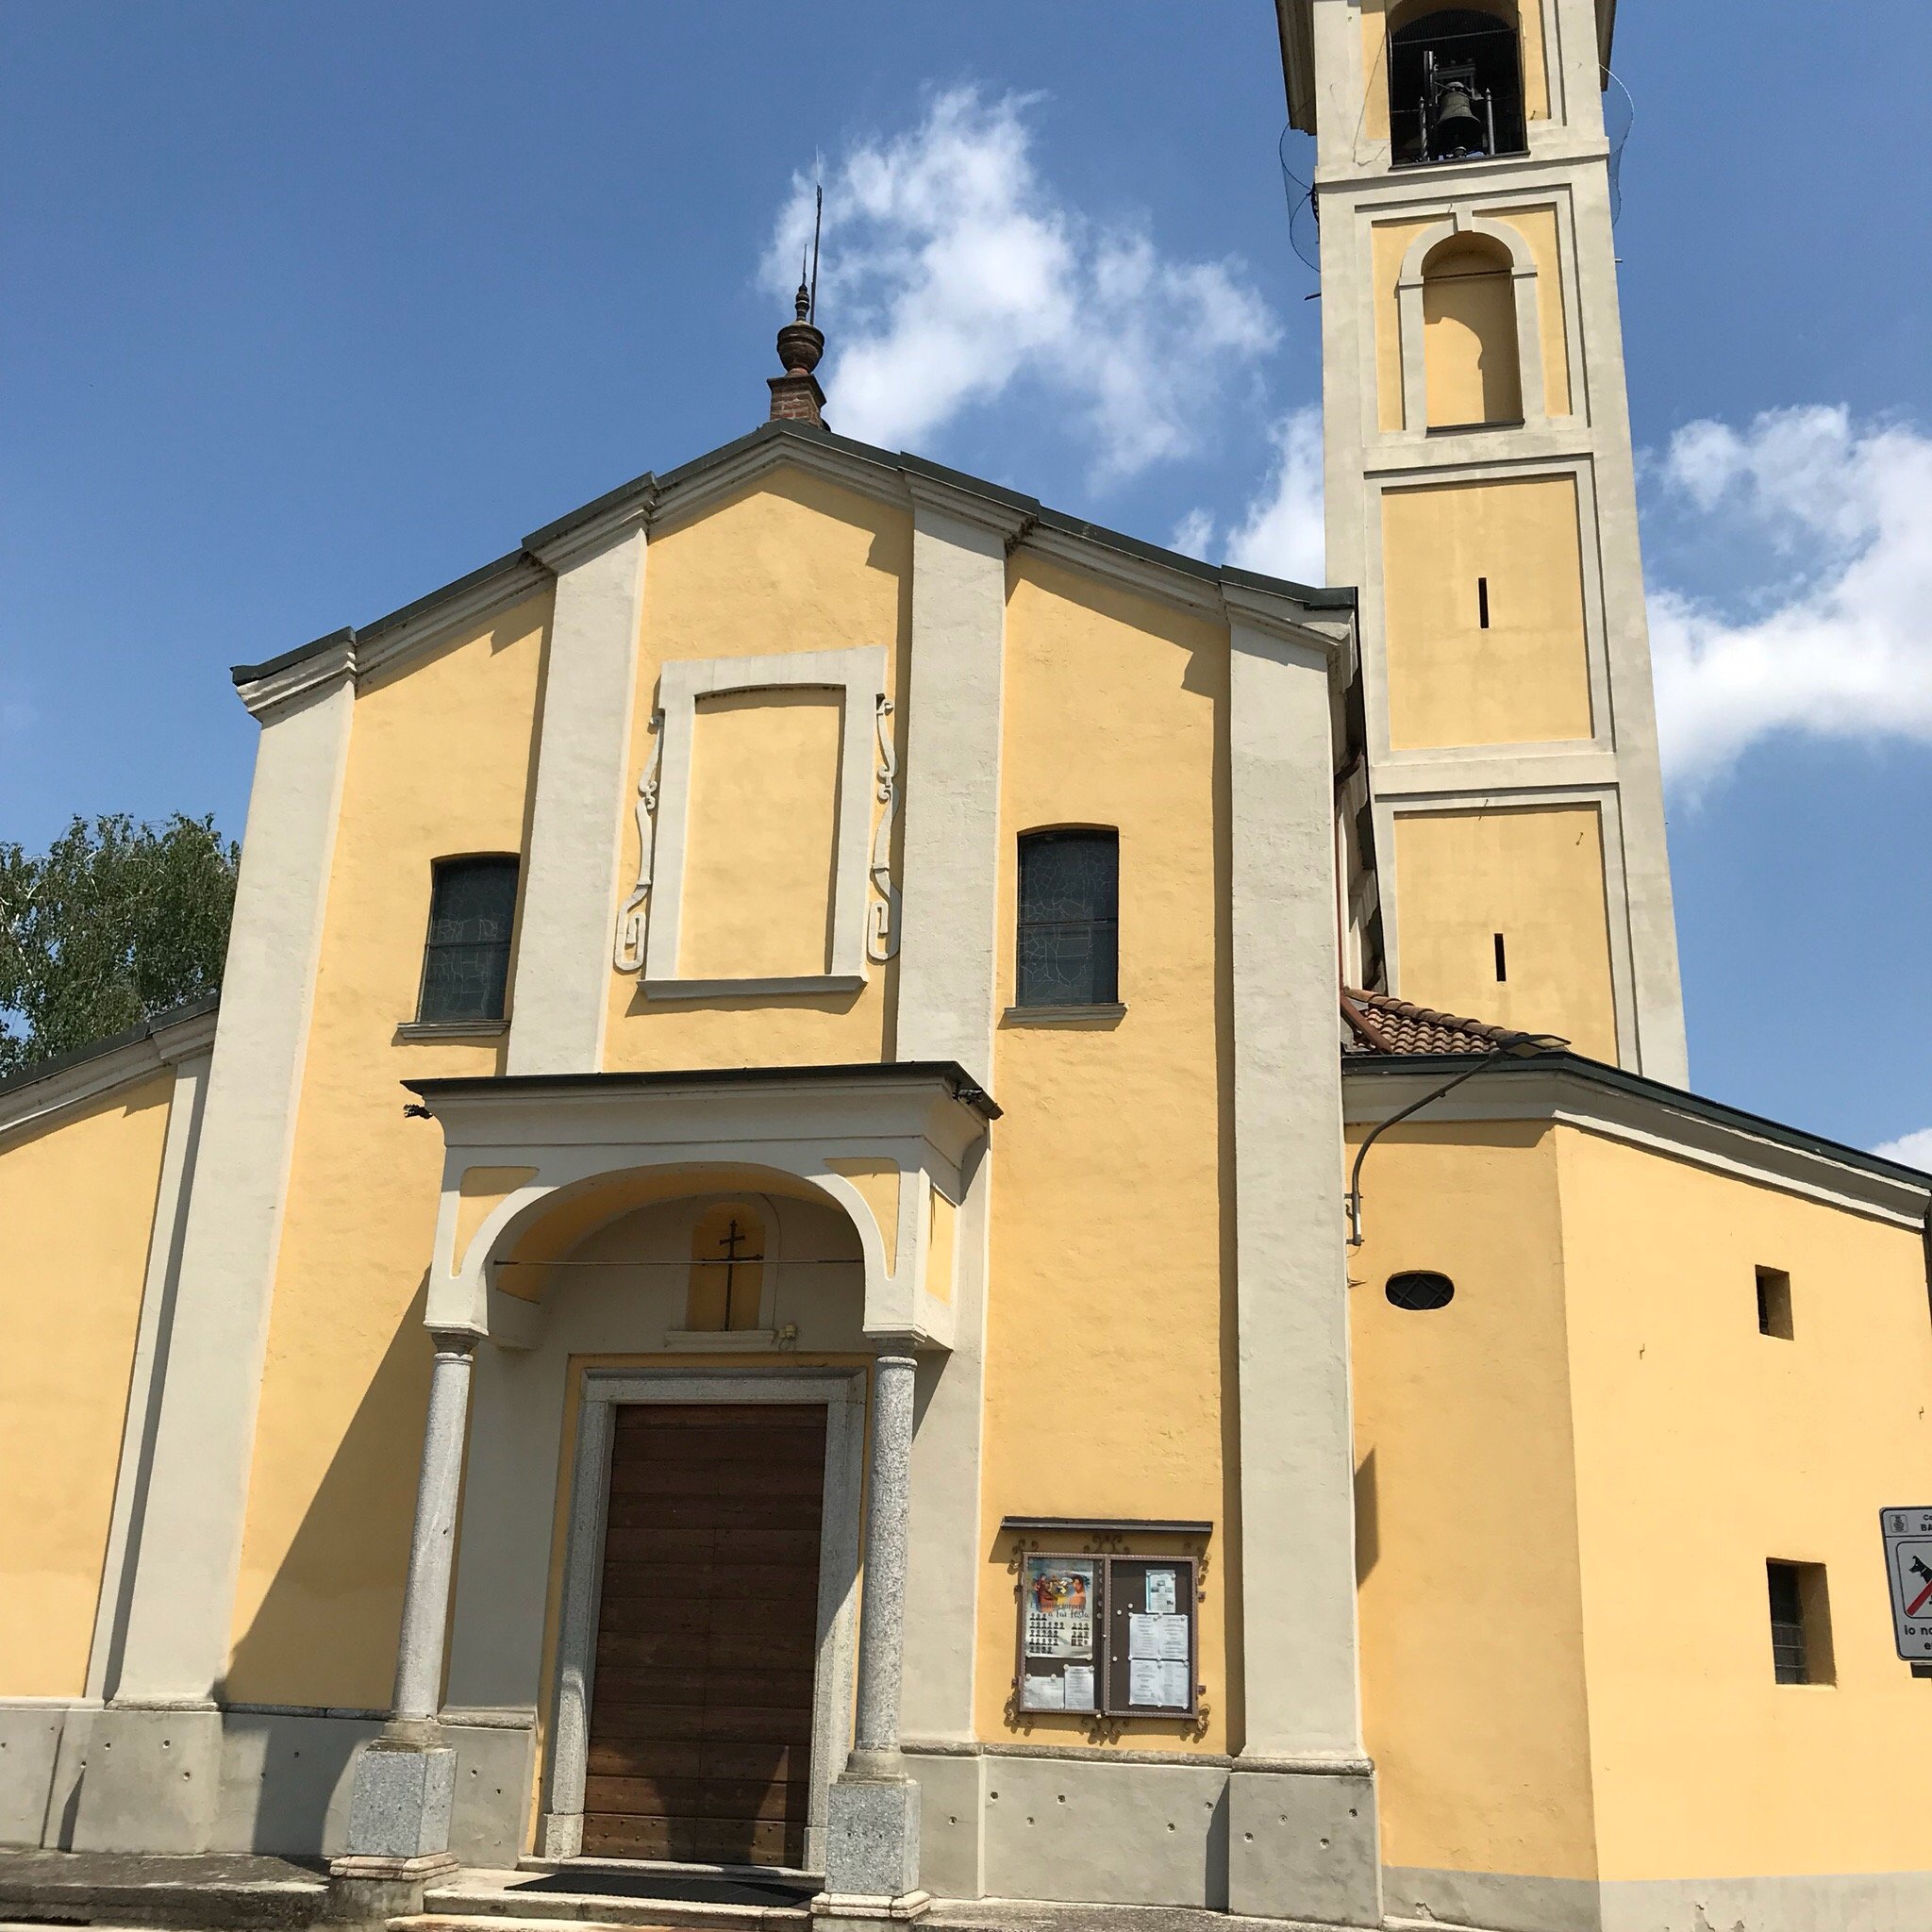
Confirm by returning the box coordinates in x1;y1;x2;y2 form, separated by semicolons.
0;1073;175;1696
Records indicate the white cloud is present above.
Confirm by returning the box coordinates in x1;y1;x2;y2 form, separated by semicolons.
766;89;1278;483
1169;507;1217;558
1171;407;1325;585
1648;407;1932;785
1874;1128;1932;1172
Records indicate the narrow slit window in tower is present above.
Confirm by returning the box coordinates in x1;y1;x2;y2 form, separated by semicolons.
1493;933;1507;983
1477;576;1491;628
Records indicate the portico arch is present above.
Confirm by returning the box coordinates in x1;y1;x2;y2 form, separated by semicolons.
412;1062;993;1353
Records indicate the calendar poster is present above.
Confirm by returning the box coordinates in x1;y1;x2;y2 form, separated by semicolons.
1024;1557;1096;1659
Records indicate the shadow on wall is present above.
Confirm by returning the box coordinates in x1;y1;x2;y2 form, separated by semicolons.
216;1274;437;1851
1355;1450;1380;1586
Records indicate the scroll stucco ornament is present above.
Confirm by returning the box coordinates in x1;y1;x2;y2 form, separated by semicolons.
611;715;663;974
867;694;900;963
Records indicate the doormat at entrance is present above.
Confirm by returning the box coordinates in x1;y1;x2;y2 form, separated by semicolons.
511;1871;820;1908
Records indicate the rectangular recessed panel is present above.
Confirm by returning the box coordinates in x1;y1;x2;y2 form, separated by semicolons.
1383;476;1594;750
679;690;843;981
582;1403;827;1868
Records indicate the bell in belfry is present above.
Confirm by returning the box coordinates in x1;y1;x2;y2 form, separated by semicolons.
1425;53;1489;158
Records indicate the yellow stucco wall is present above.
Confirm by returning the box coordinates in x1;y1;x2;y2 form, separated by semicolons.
681;689;844;982
1382;476;1594;750
605;469;909;1071
976;554;1233;1751
1558;1131;1932;1882
1348;1121;1598;1880
1392;805;1618;1061
0;1072;174;1695
225;592;548;1706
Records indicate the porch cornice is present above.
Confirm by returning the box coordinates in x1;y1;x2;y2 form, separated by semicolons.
402;1058;1001;1122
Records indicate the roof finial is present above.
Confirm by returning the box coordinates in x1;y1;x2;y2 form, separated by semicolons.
769;180;827;426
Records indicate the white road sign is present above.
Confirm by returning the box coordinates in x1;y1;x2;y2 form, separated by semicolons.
1879;1507;1932;1658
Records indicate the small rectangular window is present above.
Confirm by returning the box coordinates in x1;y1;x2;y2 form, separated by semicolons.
1493;932;1507;982
1767;1559;1833;1685
418;856;519;1024
1757;1266;1793;1340
1477;576;1491;629
1017;830;1119;1008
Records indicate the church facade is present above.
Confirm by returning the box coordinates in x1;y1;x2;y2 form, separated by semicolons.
5;6;1932;1931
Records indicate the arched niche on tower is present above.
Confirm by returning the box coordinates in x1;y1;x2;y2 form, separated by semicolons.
1420;232;1522;427
1394;212;1548;435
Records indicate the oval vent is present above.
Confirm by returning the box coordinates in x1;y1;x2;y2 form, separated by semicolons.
1386;1271;1455;1311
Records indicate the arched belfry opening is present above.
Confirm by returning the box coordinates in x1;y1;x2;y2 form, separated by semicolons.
1389;5;1527;166
1421;231;1523;426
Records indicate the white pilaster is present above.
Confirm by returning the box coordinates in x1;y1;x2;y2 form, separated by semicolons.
85;1029;215;1702
114;664;355;1707
893;481;1019;1090
508;513;649;1075
1224;606;1361;1760
891;479;1013;1764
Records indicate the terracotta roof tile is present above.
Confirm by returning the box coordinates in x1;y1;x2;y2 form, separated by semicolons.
1340;987;1549;1057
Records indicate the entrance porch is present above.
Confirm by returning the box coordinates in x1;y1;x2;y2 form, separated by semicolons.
328;1062;995;1926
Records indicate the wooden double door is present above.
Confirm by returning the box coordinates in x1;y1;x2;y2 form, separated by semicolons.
581;1402;827;1867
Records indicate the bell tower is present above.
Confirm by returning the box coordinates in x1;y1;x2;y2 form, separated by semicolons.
1280;0;1688;1082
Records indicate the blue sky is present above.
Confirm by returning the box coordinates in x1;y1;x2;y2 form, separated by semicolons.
2;1;1927;1153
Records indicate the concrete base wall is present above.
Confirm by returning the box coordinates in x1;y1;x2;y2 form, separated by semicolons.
1384;1865;1600;1932
0;1705;68;1847
907;1748;1376;1924
0;1704;530;1865
1386;1864;1932;1932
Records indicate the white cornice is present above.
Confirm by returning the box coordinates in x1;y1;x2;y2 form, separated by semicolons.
1019;522;1225;619
355;555;552;683
0;1004;217;1148
526;494;655;576
1222;580;1355;658
1343;1062;1931;1231
149;1004;221;1066
903;471;1031;543
651;432;909;537
233;635;355;722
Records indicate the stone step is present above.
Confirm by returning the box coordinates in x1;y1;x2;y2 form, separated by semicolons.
420;1870;813;1931
401;1908;806;1932
0;1855;325;1932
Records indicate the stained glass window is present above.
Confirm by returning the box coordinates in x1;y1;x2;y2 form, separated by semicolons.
418;856;519;1024
1017;830;1119;1008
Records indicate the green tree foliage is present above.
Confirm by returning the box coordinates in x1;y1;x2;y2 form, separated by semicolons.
0;814;238;1077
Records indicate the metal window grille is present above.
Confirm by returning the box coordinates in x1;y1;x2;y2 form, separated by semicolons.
1768;1562;1809;1684
418;856;519;1024
1017;830;1119;1008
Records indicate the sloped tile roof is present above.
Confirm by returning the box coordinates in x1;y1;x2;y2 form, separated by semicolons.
1340;987;1542;1057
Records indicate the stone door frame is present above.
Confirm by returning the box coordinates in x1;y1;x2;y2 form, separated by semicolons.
539;1364;868;1872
